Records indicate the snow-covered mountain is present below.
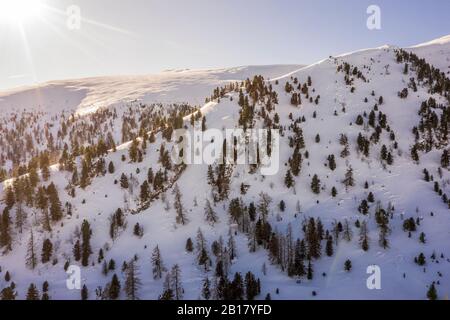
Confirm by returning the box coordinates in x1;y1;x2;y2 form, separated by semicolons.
1;36;450;300
0;65;303;116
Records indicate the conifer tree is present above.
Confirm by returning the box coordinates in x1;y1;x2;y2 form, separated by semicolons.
204;199;218;226
120;173;129;189
151;245;166;279
15;202;26;234
427;282;437;300
170;264;184;300
26;283;40;300
307;260;313;280
140;180;150;203
108;161;115;174
26;229;37;269
47;182;63;222
344;259;352;271
81;285;88;300
1;286;16;300
73;239;81;261
159;273;174;300
173;184;187;225
343;167;354;190
79;160;90;189
124;259;141;300
284;170;294;188
202;277;211;300
129;138;139;162
108;274;121;300
325;236;334;256
359;221;369;251
81;220;92;267
185;238;194;252
0;209;12;251
441;150;449;168
311;174;321;194
41;239;53;263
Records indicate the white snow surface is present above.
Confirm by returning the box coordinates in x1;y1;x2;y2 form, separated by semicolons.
0;65;302;116
1;36;450;300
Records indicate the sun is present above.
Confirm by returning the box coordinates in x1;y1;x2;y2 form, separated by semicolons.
0;0;42;23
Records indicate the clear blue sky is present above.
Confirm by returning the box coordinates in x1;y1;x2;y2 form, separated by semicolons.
1;0;450;90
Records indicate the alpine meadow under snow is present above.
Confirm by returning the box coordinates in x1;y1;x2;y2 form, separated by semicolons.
1;35;450;300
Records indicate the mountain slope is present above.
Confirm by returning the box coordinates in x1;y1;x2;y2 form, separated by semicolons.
1;36;450;300
0;65;303;116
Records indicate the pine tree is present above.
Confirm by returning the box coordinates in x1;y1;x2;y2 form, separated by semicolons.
133;223;143;237
173;184;188;225
325;236;334;256
124;259;141;300
292;239;305;277
108;274;121;300
307;260;313;280
40;152;50;181
245;272;260;300
343;167;354;190
343;220;353;242
204;199;218;226
359;200;369;215
79;159;90;189
344;259;352;271
140;181;150;203
81;285;88;300
381;145;388;161
327;155;336;171
147;168;154;184
42;281;50;300
47;182;63;222
81;220;92;267
120;173;129;189
26;229;37;269
108;161;115;174
416;253;426;266
290;146;302;176
441;150;449;168
0;209;12;251
41;239;53;263
26;283;40;300
419;232;426;244
170;264;184;300
202;277;211;300
306;218;321;259
15;202;26;234
185;238;194;252
284;170;294;188
129;138;139;162
427;282;437;300
311;174;321;194
73;239;81;261
1;286;16;300
151;245;166;279
359;221;369;251
159;274;174;300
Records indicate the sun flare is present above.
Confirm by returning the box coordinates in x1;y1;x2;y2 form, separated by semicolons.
0;0;42;23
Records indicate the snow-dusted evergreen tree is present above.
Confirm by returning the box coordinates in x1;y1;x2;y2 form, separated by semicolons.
151;245;166;279
204;199;218;226
26;229;37;269
170;264;184;300
124;259;141;300
173;184;188;225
